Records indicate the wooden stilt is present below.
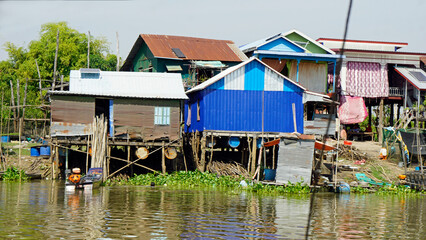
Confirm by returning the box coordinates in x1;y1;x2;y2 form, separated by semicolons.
127;145;131;174
162;141;166;174
390;103;394;126
107;143;111;180
379;98;384;144
50;141;54;179
207;134;214;170
55;144;59;179
272;145;276;169
86;135;90;173
251;136;257;175
181;138;188;172
200;135;206;172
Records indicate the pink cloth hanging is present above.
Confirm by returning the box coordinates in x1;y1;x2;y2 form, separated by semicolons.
338;95;368;124
346;62;389;97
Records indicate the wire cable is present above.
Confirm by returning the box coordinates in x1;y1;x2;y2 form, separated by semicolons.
305;0;353;239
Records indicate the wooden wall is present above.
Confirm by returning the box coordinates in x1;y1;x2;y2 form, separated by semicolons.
51;95;95;124
50;95;182;140
50;95;95;137
113;98;181;141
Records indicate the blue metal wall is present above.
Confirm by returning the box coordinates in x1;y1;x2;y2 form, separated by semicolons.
184;59;304;134
185;89;303;133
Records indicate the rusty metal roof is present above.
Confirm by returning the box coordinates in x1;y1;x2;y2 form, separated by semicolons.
121;34;247;70
141;34;245;61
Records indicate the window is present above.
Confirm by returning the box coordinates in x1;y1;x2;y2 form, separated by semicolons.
154;107;170;125
186;104;191;126
197;101;200;121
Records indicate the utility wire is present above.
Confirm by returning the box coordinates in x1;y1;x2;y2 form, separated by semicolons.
305;0;353;239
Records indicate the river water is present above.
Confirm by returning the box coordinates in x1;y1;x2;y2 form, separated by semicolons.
0;181;425;239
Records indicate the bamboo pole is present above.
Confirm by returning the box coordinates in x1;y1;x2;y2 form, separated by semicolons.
35;59;43;101
9;80;16;132
18;118;22;177
16;80;20;120
0;93;3;171
21;79;28;135
87;31;90;68
52;29;59;91
116;32;120;71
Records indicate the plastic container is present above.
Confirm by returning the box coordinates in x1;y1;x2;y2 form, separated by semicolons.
263;169;276;181
30;147;40;157
40;146;51;156
228;137;240;148
1;136;10;143
257;138;263;148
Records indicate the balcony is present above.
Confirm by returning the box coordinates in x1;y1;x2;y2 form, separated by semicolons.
389;87;403;97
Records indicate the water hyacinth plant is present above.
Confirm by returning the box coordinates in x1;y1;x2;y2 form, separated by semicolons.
106;170;311;195
1;167;29;181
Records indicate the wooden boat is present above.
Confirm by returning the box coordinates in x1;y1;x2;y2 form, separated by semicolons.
65;168;103;191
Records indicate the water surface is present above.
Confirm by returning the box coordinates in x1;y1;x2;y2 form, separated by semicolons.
0;181;425;239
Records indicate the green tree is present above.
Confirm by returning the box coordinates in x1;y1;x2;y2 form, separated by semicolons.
0;22;120;133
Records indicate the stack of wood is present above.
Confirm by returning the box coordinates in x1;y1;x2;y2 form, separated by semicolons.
338;143;368;161
207;161;250;178
91;115;108;169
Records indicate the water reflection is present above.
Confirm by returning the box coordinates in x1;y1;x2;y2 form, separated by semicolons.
0;181;425;239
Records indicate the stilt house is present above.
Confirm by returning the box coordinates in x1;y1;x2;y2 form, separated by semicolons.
317;38;426;141
120;34;247;88
49;69;188;178
183;58;305;173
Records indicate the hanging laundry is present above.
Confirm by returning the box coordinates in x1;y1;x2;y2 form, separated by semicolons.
338;95;367;124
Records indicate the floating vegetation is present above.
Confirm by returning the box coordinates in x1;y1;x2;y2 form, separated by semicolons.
1;167;29;181
375;184;422;195
106;170;310;195
350;184;423;195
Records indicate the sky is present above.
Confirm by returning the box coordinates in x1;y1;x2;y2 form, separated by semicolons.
0;0;425;61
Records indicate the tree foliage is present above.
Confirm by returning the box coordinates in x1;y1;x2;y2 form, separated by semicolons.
0;22;119;134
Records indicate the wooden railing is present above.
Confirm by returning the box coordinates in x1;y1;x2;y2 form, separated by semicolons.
389;87;403;97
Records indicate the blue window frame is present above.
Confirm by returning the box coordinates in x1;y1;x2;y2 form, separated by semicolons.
154;107;170;125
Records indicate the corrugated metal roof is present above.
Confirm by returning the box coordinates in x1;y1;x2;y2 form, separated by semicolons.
193;61;226;68
141;34;245;61
50;70;188;99
186;58;306;94
255;50;343;60
240;29;336;55
395;67;426;90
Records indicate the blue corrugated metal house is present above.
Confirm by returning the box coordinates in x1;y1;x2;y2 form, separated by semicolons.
184;58;305;134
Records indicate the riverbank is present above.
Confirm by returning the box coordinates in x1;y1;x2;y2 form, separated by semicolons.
0;139;419;191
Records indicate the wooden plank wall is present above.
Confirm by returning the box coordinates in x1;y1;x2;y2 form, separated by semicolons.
114;98;180;140
51;95;95;124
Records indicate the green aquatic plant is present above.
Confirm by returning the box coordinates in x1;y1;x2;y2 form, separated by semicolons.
106;171;310;195
375;184;421;195
1;167;28;181
350;186;372;194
